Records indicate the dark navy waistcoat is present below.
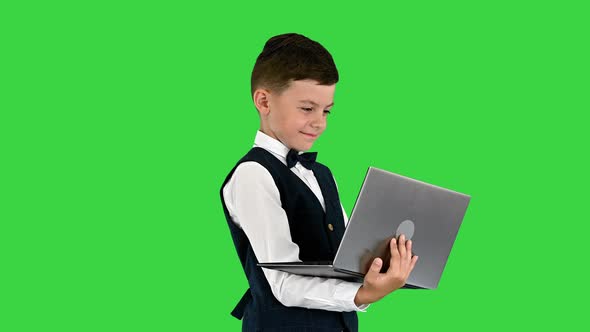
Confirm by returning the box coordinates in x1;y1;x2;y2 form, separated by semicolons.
220;147;358;332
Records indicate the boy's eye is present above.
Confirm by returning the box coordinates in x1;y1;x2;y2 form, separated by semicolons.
300;107;331;115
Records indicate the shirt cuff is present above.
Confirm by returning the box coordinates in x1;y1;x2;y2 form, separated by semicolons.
333;282;370;312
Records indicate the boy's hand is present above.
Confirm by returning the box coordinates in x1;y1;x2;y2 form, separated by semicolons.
354;234;418;306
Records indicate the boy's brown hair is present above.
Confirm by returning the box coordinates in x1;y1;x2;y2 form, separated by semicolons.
251;33;339;97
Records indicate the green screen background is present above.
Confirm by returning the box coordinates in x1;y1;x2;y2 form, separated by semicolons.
1;1;588;331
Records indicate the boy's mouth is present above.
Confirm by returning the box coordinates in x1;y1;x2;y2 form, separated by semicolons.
301;132;318;138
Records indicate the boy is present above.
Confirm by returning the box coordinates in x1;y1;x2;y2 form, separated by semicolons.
220;33;418;332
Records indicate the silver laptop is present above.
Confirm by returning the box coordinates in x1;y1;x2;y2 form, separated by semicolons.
258;167;471;289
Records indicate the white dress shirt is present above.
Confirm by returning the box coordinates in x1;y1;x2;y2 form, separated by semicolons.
222;130;368;312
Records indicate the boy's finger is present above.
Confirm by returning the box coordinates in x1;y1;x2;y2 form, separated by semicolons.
405;240;413;263
389;237;400;269
408;256;419;275
365;258;383;281
398;234;407;258
390;238;400;259
370;257;382;273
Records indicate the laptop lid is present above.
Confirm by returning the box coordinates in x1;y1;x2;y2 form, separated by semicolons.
333;167;470;289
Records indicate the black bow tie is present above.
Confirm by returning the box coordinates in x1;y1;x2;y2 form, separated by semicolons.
286;149;318;169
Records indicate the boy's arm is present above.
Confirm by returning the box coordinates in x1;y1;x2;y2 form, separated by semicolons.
223;161;368;312
354;235;418;306
332;173;419;306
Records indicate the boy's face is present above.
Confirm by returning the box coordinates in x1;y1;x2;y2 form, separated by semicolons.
255;79;335;152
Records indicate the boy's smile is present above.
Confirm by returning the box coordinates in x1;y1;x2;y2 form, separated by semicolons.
254;79;335;152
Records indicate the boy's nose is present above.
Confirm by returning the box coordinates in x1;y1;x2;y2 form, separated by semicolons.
310;113;326;130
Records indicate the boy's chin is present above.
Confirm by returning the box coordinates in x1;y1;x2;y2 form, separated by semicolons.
295;142;314;152
288;135;319;151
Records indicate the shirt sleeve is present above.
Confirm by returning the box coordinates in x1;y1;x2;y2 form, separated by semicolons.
223;161;369;312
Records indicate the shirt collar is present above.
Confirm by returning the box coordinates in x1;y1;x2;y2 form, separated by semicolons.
252;130;291;166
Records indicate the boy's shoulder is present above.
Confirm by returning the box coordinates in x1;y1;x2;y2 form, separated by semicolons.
239;147;332;172
222;147;340;199
226;147;334;182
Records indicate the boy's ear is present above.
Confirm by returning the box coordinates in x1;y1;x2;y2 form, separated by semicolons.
253;88;271;116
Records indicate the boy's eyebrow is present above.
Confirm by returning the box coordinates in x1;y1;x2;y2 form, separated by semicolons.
299;99;335;108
